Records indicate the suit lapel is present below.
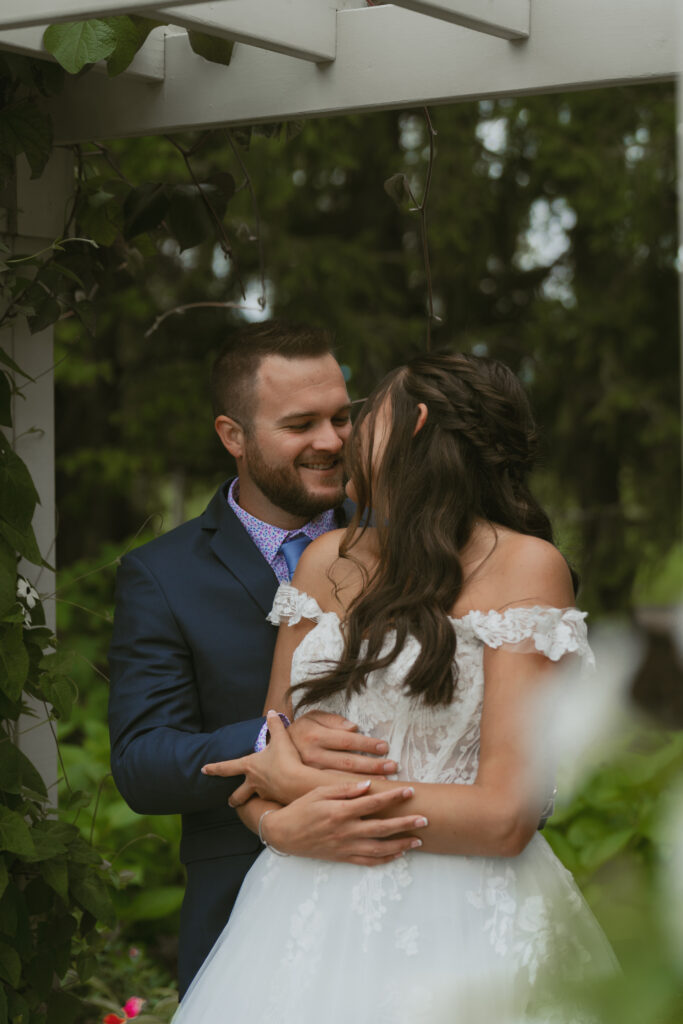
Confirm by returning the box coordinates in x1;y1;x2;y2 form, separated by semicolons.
201;483;279;617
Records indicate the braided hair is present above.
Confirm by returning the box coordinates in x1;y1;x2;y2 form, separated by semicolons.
293;352;567;710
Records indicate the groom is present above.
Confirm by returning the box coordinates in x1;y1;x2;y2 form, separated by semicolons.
108;321;415;996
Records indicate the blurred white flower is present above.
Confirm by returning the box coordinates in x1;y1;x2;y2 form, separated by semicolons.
526;622;643;806
658;782;683;969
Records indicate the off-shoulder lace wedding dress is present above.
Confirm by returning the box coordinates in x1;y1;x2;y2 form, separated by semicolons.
172;585;617;1024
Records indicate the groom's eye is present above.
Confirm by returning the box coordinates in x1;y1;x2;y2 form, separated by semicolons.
287;422;311;432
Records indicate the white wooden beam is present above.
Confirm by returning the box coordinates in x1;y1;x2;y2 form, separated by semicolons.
0;25;166;81
390;0;529;40
158;0;337;63
0;0;223;31
50;0;677;143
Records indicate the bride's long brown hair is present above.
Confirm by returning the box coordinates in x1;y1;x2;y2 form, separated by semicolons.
294;352;569;710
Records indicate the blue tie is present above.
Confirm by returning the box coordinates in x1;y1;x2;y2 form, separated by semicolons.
280;534;312;579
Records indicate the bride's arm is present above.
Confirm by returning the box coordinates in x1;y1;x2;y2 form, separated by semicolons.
216;535;576;858
256;642;554;857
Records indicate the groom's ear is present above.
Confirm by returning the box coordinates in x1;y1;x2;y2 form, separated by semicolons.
215;415;246;458
413;403;428;437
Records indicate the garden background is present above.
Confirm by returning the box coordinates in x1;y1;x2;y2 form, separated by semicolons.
2;35;683;1023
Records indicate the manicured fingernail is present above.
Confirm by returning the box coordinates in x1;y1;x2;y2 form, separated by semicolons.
410;838;422;849
355;780;371;790
201;767;207;775
383;761;397;773
414;816;429;827
267;709;277;718
375;741;389;754
402;787;415;798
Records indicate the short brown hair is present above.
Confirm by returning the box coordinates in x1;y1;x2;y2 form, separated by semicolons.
210;320;335;427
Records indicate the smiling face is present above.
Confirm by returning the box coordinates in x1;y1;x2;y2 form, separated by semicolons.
220;353;351;527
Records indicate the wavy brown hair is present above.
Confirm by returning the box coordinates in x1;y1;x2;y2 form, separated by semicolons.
294;351;571;710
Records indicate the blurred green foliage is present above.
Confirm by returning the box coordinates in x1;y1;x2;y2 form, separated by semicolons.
2;53;676;1019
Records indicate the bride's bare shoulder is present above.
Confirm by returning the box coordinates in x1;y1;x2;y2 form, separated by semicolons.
291;528;376;611
464;527;575;613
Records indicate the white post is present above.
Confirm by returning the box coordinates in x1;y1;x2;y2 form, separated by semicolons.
3;149;73;795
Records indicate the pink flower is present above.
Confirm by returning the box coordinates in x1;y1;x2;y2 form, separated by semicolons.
123;997;146;1018
128;947;141;960
102;1016;125;1024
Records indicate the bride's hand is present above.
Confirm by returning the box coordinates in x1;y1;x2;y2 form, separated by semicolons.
202;711;304;806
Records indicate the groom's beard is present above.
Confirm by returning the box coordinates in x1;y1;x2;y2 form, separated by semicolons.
243;436;346;519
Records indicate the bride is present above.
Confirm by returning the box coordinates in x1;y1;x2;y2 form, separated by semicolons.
172;352;617;1022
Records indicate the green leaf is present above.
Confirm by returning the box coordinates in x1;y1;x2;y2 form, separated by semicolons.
76;950;97;982
42;858;69;904
0;536;16;618
43;20;118;75
205;171;236;202
119;884;184;921
167;183;227;251
123;183;170;239
0;806;35;857
0;347;33;381
0;518;43;566
0;436;39;532
27;295;61;335
42;674;74;720
69;867;115;925
105;16;163;77
46;990;81;1024
0;942;20;988
0;99;52;179
0;372;10;429
0;624;29;700
187;31;234;67
578;827;635;869
0;739;47;797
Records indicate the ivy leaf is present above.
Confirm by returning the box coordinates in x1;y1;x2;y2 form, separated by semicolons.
123;183;170;239
384;172;414;208
46;990;82;1024
205;171;236;203
68;867;115;925
187;31;234;67
43;20;118;75
0;519;43;567
42;675;74;721
0;371;11;428
0;535;15;620
105;16;163;77
0;347;34;381
27;295;61;335
0;806;35;857
0;740;47;797
0;624;29;700
0;98;52;179
167;183;227;251
41;858;69;904
0;436;39;532
0;941;21;988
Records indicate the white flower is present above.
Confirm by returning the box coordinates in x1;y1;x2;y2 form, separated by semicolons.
16;576;39;609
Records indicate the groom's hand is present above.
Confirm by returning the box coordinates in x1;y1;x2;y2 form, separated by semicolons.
289;711;398;775
260;780;426;866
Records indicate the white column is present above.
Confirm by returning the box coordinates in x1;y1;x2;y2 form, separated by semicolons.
4;149;73;795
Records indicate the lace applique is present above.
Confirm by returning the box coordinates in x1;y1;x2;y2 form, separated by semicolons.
350;858;413;951
464;606;594;667
266;583;325;626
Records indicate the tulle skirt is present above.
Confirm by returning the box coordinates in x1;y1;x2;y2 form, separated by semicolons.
172;833;617;1024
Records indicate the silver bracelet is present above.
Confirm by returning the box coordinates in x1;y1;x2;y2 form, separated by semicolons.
257;808;290;857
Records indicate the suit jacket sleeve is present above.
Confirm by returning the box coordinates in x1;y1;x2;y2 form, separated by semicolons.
108;552;265;816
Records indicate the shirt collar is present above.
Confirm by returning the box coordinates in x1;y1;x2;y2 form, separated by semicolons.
227;478;337;568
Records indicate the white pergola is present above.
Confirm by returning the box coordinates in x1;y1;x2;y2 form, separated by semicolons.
3;0;681;783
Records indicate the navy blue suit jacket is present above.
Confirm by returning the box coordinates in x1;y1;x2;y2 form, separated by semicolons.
108;481;347;993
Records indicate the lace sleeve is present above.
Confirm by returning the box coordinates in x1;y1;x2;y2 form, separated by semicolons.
467;606;594;667
266;583;325;627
